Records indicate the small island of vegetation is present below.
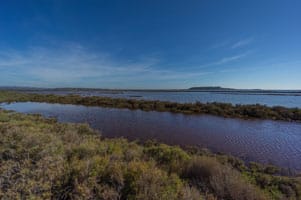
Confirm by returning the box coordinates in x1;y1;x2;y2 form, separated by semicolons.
0;91;301;122
188;86;234;91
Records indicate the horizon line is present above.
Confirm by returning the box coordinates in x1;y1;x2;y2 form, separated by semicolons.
0;85;300;91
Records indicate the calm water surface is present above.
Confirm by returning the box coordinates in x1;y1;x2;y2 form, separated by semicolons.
1;102;301;171
30;90;301;108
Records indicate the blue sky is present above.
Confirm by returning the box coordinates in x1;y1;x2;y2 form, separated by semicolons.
0;0;300;89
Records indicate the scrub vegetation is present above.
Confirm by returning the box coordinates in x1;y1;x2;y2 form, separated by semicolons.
1;109;301;199
1;91;301;122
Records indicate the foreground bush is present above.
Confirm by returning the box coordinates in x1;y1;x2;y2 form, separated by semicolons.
0;110;300;199
182;157;266;200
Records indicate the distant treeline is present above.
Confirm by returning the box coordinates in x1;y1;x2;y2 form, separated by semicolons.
1;91;301;122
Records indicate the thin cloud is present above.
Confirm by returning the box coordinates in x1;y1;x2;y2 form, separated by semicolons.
0;44;209;87
210;38;253;50
231;38;253;49
194;52;250;70
212;53;248;65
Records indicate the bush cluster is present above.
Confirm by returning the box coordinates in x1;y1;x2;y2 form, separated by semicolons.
1;110;301;199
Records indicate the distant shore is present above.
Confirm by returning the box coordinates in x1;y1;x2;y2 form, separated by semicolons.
1;86;301;92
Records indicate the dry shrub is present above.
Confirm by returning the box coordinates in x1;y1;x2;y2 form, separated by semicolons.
123;161;183;200
182;156;268;200
181;185;203;200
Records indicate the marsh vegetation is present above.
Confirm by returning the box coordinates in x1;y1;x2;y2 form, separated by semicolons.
1;91;301;122
0;110;301;199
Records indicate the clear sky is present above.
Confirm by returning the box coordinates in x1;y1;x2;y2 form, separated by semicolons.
0;0;300;89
